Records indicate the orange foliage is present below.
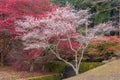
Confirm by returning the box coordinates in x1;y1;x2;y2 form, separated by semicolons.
87;36;120;55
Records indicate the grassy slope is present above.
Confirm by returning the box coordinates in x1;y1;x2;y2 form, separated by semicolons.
65;60;120;80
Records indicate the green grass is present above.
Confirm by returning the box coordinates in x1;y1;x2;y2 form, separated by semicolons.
29;74;61;80
79;62;104;73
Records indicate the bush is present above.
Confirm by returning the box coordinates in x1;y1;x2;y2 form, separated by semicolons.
29;62;103;80
44;62;67;73
29;74;61;80
0;62;104;80
44;61;104;74
86;36;120;60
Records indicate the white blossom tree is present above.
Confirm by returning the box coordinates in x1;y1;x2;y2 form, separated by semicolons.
15;6;114;75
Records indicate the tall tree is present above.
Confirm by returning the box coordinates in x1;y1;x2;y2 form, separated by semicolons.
0;0;54;66
15;6;114;75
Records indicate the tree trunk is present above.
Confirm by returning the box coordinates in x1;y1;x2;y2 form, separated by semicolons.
85;23;88;36
75;71;79;75
0;52;4;66
75;68;79;75
42;65;45;71
30;60;34;72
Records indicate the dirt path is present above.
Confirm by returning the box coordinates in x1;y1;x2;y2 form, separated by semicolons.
65;59;120;80
0;67;52;80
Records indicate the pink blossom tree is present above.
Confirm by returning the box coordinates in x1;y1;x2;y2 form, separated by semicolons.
15;6;114;75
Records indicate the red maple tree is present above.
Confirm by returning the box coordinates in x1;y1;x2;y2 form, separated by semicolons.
0;0;53;35
0;0;54;68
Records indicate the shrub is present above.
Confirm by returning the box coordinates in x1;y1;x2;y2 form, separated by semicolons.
44;61;104;73
86;36;120;60
29;62;103;80
44;62;67;73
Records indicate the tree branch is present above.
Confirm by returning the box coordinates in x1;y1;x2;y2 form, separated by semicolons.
49;47;76;72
